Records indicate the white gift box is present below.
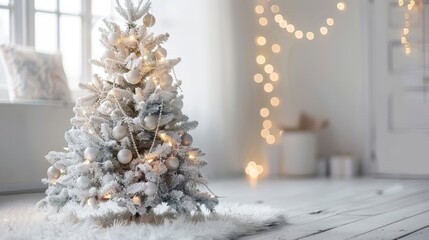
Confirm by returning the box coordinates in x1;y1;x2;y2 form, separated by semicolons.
329;155;359;178
280;132;317;176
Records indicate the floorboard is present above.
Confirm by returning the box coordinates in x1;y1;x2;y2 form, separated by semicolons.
1;178;429;239
400;226;429;240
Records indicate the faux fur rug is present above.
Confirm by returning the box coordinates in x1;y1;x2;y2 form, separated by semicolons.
0;203;286;240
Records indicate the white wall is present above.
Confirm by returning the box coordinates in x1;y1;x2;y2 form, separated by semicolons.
0;103;73;192
150;0;242;178
229;0;368;169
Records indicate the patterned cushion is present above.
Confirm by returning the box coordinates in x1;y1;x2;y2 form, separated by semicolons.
0;45;71;101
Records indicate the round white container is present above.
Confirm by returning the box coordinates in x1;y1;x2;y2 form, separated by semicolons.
280;132;317;176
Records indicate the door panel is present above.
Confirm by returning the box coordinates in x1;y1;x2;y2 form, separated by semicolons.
372;0;429;175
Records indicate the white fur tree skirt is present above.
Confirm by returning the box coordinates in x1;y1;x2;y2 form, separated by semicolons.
0;203;286;240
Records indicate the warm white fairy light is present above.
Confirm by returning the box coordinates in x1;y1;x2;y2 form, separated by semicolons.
270;97;280;107
254;73;264;83
253;1;347;147
259;17;268;26
261;129;270;138
266;135;276;144
264;64;274;74
337;2;346;11
274;14;283;23
286;24;295;33
264;83;274;93
260;108;270;118
256;36;267;46
271;5;280;13
270;72;279;81
271;44;281;53
306;32;315;40
255;5;264;14
295;30;304;39
256;55;266;64
245;161;264;180
400;0;415;55
263;120;273;129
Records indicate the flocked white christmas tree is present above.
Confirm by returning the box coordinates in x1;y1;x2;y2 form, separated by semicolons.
38;0;218;219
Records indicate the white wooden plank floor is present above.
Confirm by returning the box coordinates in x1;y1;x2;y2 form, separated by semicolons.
1;178;428;239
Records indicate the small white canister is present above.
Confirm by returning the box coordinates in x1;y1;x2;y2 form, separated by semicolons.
329;155;359;178
280;132;317;176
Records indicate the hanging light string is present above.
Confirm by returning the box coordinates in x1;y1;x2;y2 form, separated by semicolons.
255;1;346;41
254;1;347;145
399;0;416;55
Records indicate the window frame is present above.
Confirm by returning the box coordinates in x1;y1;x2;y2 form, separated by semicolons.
1;0;108;93
30;0;92;90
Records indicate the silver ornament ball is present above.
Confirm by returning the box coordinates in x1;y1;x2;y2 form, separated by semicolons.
166;156;180;170
112;125;128;141
155;47;167;59
181;133;193;146
47;166;61;180
144;182;157;196
143;14;156;27
160;74;173;89
143;115;158;131
118;149;133;164
125;68;142;85
102;174;115;185
108;32;121;46
143;53;156;67
84;147;98;162
77;176;90;189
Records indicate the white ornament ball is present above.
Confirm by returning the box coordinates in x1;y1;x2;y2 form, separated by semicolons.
103;49;115;60
125;68;142;85
143;53;156;67
117;149;133;164
181;133;193;146
143;14;156;27
77;176;90;189
132;195;142;206
160;74;173;89
47;166;61;180
84;147;98;162
144;182;157;196
166;156;180;171
171;98;183;110
102;174;115;185
155;47;167;59
143;115;158;131
98;100;115;115
112;125;128;141
108;32;121;46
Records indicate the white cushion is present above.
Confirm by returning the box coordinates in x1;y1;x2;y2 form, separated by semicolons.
0;45;71;101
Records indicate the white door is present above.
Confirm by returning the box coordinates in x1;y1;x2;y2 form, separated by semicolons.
371;0;429;175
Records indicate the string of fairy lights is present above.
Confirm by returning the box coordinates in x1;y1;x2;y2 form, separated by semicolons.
253;1;346;145
399;0;416;55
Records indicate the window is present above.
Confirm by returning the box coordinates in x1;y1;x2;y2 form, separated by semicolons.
0;0;11;88
0;0;11;44
0;0;118;92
